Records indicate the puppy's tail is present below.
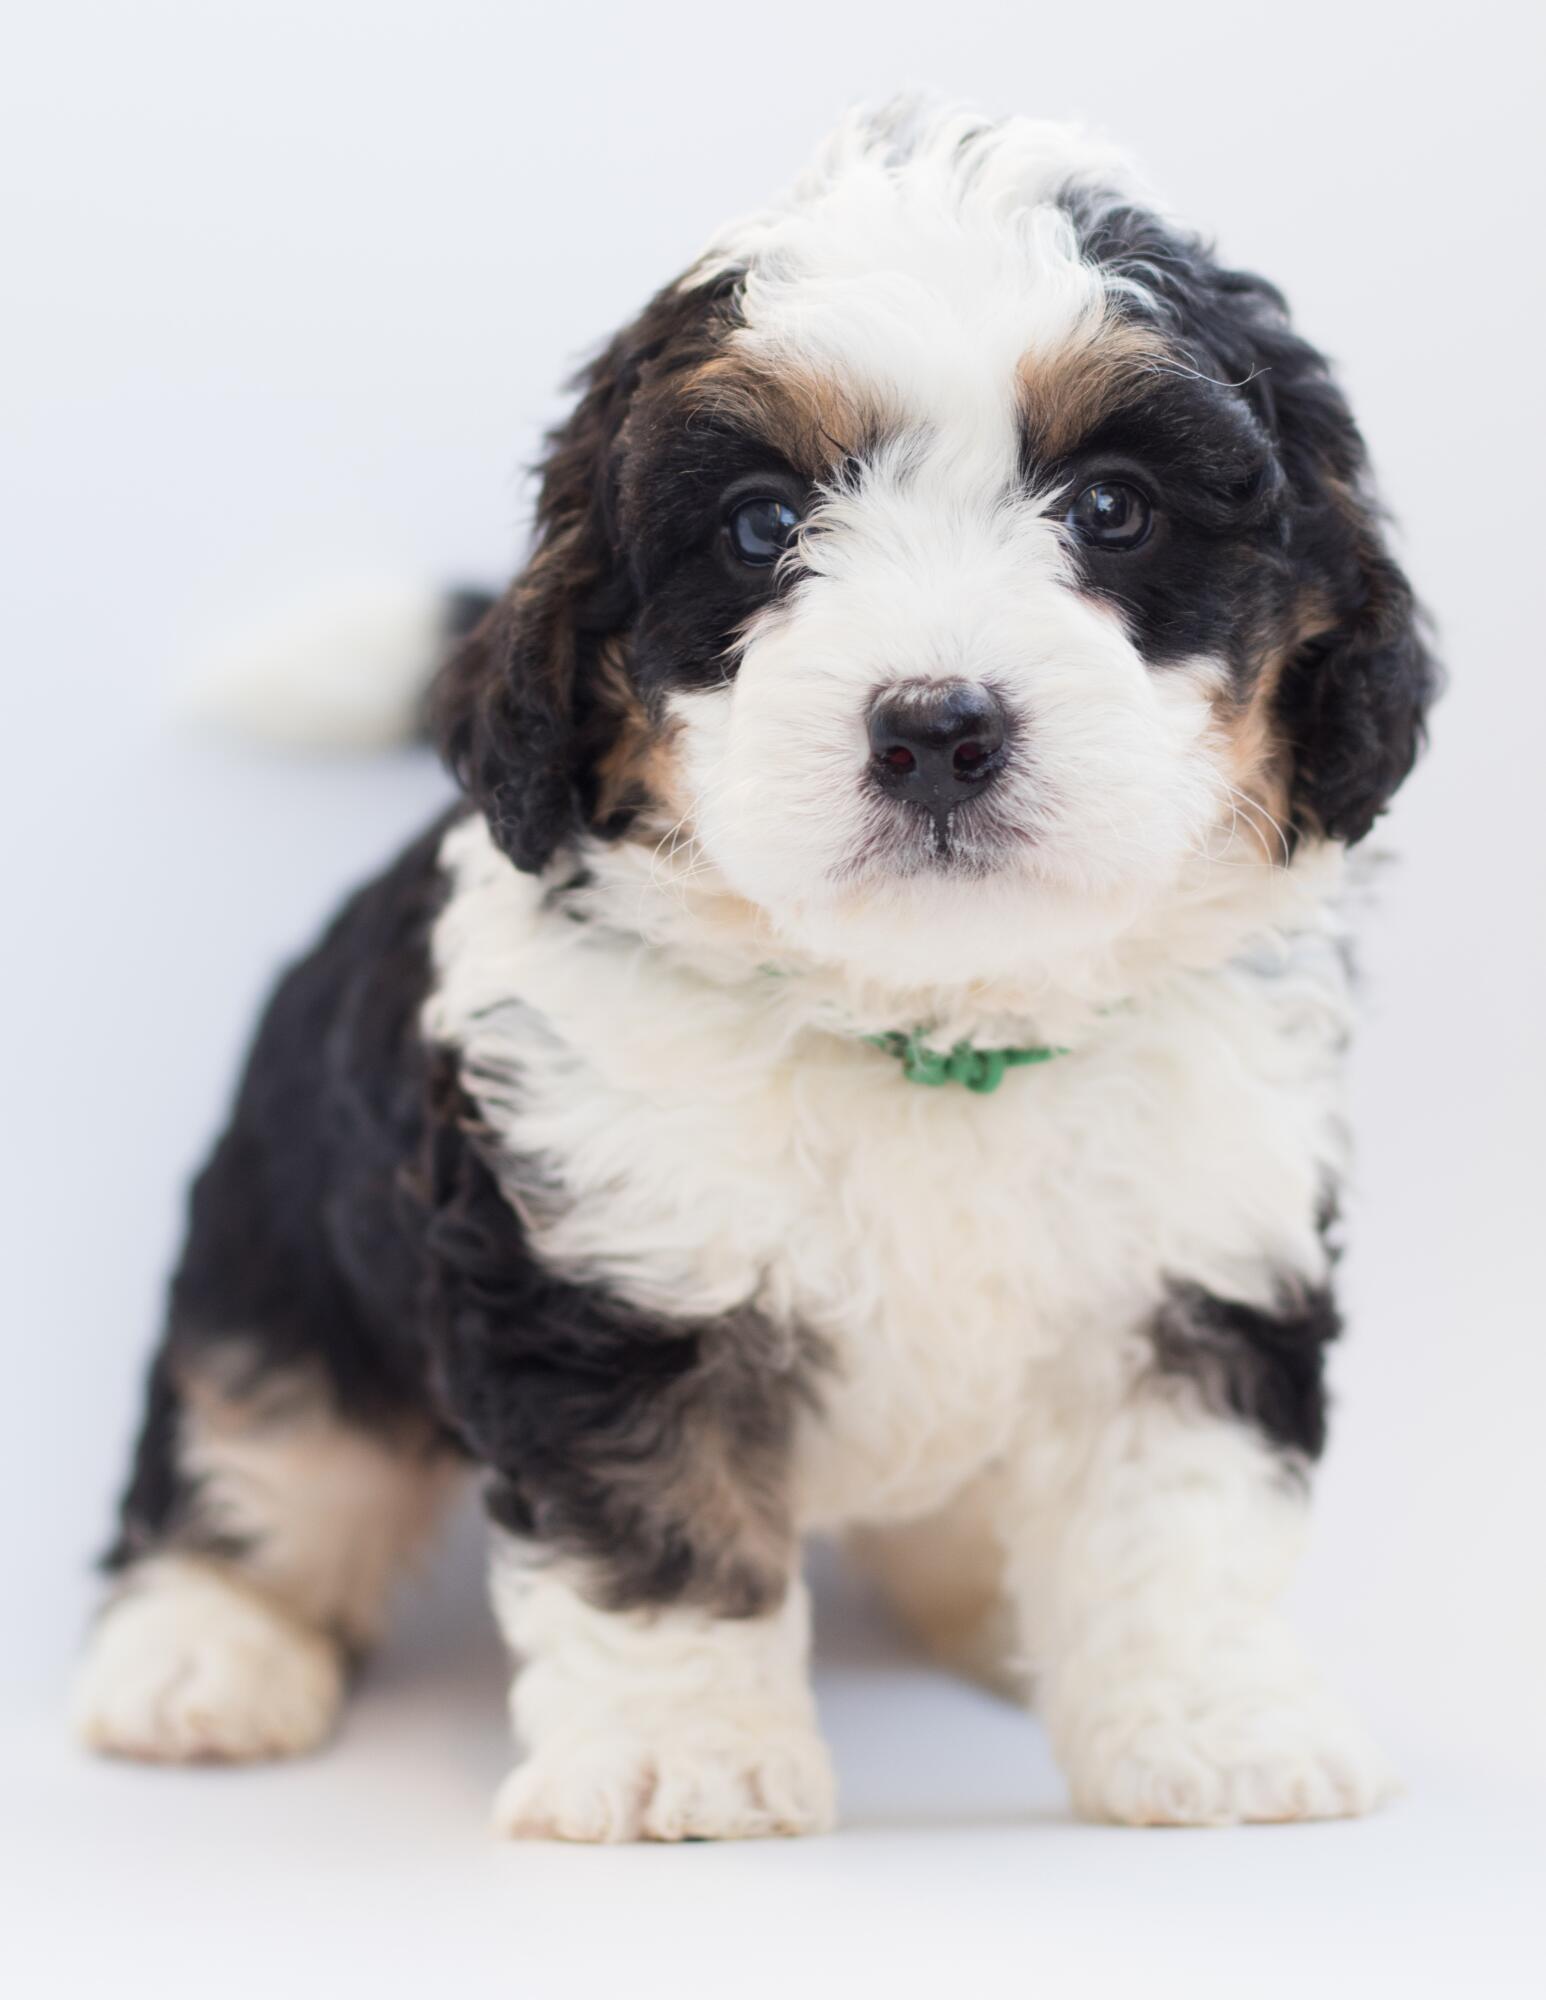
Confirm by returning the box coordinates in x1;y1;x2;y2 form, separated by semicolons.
180;578;494;751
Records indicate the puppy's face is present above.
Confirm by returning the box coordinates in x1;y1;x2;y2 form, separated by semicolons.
442;113;1433;989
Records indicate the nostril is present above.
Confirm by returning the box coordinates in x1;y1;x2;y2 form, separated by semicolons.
879;744;918;775
952;739;992;776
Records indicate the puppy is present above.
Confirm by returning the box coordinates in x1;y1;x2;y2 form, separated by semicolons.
73;105;1434;1838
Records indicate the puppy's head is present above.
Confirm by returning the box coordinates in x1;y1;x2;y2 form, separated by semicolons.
439;109;1434;988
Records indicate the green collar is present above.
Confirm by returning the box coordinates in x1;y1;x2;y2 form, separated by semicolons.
865;1029;1066;1093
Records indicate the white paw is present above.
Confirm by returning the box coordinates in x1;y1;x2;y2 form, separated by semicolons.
493;1719;837;1843
1060;1679;1397;1827
72;1559;344;1764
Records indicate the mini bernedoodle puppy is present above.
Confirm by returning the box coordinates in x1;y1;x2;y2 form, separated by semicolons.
74;106;1436;1839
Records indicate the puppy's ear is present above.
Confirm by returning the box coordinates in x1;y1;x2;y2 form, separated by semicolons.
1076;200;1438;845
435;272;738;872
433;340;637;872
1225;285;1440;845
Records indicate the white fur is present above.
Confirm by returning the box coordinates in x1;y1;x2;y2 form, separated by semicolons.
859;1405;1394;1822
1001;1392;1395;1823
71;1556;344;1762
489;1540;834;1841
428;815;1349;1437
698;105;1147;353
180;576;446;749
72;1375;459;1761
704;109;1135;420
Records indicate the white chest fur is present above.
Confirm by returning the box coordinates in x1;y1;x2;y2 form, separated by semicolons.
424;817;1350;1529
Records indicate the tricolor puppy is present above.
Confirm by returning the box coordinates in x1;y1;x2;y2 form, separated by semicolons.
75;107;1435;1837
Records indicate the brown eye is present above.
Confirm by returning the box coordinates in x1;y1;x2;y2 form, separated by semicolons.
726;495;801;566
1066;481;1153;550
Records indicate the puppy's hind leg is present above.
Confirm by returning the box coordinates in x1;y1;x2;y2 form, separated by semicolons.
73;1344;460;1764
849;1471;1024;1698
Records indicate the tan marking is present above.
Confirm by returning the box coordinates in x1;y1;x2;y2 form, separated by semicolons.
1019;313;1171;461
1212;589;1337;859
851;1474;1023;1697
589;638;689;831
171;1349;460;1647
666;351;868;480
624;1422;794;1618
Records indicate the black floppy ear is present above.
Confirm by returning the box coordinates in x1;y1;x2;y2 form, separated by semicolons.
434;270;742;873
433;341;639;873
1212;274;1440;846
1274;488;1436;847
1074;197;1439;846
434;534;607;874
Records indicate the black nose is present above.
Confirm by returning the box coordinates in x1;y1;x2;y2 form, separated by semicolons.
868;681;1007;812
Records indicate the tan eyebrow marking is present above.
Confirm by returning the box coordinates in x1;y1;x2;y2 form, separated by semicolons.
665;352;873;482
1018;313;1171;461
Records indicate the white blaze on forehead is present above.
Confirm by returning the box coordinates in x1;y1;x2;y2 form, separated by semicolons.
699;108;1143;443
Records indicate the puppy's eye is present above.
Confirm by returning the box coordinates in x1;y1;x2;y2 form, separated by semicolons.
1065;481;1153;551
726;495;801;566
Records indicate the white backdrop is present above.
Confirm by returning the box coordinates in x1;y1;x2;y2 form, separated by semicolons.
4;3;1543;1994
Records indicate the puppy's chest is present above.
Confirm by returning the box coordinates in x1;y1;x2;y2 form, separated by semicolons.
452;951;1344;1526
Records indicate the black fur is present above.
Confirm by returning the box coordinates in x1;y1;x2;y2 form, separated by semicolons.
434;270;753;873
1062;190;1439;846
107;819;457;1574
106;1350;222;1569
1149;1278;1341;1460
107;813;806;1617
1038;377;1290;669
418;1059;804;1613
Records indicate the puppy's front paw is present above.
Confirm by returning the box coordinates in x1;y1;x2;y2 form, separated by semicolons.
1059;1676;1396;1827
72;1559;344;1764
493;1718;836;1843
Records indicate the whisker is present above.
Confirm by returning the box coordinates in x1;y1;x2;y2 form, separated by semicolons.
1222;783;1291;867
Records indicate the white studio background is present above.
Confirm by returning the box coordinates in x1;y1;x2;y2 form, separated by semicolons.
3;3;1542;1994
